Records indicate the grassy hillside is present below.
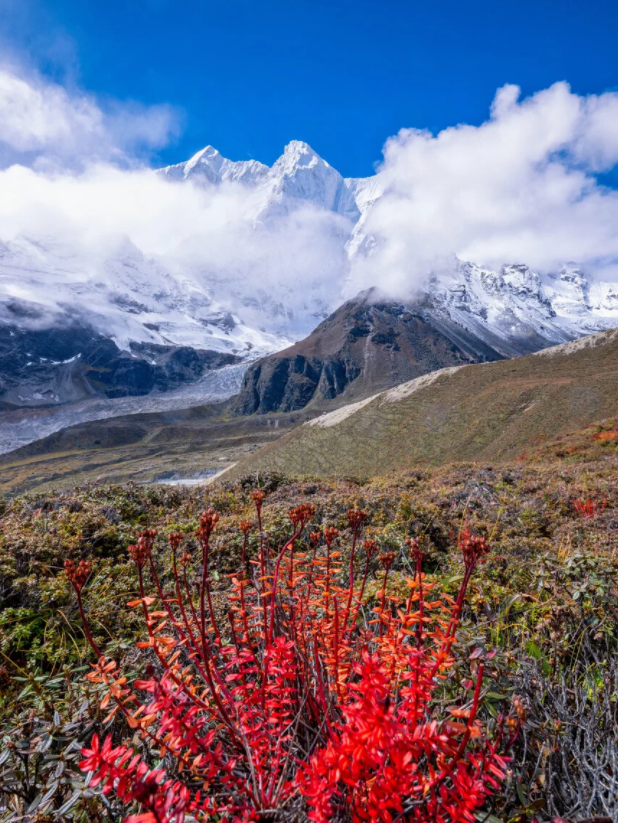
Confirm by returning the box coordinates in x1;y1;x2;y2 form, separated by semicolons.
227;329;618;480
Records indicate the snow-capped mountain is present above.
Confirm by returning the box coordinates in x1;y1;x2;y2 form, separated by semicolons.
161;140;366;222
2;138;618;416
0;234;288;357
161;140;618;356
423;260;618;357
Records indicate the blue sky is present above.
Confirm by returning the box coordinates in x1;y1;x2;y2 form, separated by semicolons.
3;0;618;176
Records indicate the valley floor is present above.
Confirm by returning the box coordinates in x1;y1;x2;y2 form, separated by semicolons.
0;407;313;496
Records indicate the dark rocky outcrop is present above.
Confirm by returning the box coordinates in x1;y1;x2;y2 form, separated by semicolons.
0;324;240;407
231;290;505;415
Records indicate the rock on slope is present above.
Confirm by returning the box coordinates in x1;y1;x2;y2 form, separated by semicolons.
226;328;618;478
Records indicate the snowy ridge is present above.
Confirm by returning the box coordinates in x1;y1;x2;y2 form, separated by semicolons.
422;261;618;357
0;234;291;358
163;145;269;188
161;140;364;222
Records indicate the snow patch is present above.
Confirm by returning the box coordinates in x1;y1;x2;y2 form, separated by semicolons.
531;328;618;358
381;367;464;403
152;469;220;486
50;354;80;365
305;394;380;428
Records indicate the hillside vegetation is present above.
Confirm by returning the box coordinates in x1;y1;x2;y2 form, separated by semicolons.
1;438;618;819
227;329;618;480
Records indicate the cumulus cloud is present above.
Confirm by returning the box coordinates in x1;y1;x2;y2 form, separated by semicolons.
348;81;618;297
0;64;181;168
0;163;241;250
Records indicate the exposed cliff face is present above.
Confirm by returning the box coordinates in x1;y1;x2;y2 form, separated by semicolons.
0;324;241;406
231;291;505;415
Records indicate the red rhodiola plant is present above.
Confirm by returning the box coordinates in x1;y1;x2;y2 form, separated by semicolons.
66;496;515;823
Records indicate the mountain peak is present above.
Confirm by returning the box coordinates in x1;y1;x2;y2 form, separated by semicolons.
161;144;269;187
279;140;330;171
284;140;317;155
184;145;223;175
191;144;220;160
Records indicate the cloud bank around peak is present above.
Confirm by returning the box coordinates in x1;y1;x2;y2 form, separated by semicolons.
0;65;350;335
348;81;618;297
2;67;618;332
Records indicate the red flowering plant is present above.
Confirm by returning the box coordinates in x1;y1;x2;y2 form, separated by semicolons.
572;496;608;519
66;494;517;822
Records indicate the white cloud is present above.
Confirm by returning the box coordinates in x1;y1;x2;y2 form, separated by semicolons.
0;69;101;152
0;65;181;167
348;82;618;297
0;161;350;341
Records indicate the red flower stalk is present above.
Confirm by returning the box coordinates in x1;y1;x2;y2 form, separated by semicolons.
459;529;490;570
377;551;396;637
128;529;157;569
64;558;91;592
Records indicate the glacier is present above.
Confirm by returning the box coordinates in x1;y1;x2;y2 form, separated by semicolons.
0;362;248;455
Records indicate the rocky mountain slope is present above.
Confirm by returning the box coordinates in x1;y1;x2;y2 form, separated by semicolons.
0;322;240;407
227;328;618;479
231;289;504;415
230;260;618;416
